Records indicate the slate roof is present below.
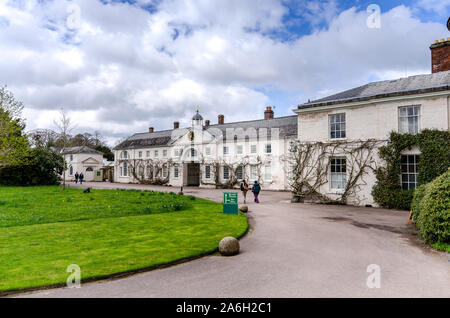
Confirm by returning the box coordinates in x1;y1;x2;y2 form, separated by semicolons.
114;115;298;150
61;146;104;155
299;70;450;109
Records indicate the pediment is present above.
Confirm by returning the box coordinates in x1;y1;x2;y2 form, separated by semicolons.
82;157;101;165
169;128;217;146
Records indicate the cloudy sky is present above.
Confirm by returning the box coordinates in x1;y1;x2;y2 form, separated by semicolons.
0;0;449;145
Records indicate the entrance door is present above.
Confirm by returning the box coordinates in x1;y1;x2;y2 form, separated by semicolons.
85;167;94;181
187;163;200;186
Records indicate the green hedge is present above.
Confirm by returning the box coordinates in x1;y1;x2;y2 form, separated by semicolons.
411;184;428;222
414;169;450;245
372;129;450;210
0;147;63;186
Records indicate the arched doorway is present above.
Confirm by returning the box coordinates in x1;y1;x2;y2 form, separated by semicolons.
186;163;200;186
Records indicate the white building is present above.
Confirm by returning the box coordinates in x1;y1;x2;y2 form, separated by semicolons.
114;107;297;190
62;146;104;182
114;38;450;205
293;70;450;206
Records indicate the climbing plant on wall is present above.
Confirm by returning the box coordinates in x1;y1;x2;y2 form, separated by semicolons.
372;129;450;210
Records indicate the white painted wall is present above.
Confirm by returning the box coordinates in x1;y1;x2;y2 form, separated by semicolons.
295;92;450;206
64;153;103;182
114;129;296;191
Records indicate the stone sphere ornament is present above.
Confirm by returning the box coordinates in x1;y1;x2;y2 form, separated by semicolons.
219;237;240;256
239;205;248;213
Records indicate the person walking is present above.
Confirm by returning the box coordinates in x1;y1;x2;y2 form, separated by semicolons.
74;172;79;184
79;172;84;185
252;180;261;203
240;180;249;204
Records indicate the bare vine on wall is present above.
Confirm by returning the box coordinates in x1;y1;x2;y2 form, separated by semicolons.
199;155;266;189
283;139;384;205
120;158;173;185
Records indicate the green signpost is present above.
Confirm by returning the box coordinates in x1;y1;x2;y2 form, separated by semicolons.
223;192;239;215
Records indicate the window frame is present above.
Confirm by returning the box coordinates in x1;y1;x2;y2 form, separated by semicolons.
120;162;129;177
265;143;272;154
250;165;258;181
401;154;420;190
223;166;230;180
236;166;243;180
398;105;421;135
329;113;346;140
205;165;211;179
329;157;347;191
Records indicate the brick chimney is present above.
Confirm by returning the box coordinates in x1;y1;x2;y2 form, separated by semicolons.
173;121;179;129
431;38;450;73
264;106;274;120
205;120;210;127
218;114;224;125
149;127;154;133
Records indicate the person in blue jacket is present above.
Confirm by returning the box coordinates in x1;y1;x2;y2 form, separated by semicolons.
252;180;261;203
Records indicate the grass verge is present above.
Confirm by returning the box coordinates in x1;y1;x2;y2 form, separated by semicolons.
0;186;248;293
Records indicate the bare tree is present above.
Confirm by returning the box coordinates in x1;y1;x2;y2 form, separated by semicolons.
54;109;75;188
0;86;24;121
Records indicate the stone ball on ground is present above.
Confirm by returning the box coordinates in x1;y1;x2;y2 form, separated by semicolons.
239;205;248;213
219;237;240;256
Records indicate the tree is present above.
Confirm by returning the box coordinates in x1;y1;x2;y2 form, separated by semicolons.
29;129;59;148
94;145;114;161
54;109;74;187
0;86;24;122
0;147;64;186
0;88;30;169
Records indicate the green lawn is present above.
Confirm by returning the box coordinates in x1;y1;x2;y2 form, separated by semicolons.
0;186;248;293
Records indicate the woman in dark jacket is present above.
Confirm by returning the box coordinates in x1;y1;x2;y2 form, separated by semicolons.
252;181;261;203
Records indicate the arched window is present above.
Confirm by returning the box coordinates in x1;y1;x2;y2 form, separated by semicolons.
69;165;73;176
86;167;94;172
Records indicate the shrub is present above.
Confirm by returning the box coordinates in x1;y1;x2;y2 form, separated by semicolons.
0;147;63;186
411;184;428;222
415;169;450;244
373;129;450;210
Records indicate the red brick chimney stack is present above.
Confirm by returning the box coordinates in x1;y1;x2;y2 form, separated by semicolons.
218;114;224;125
264;106;274;120
431;38;450;73
149;127;154;133
173;122;179;129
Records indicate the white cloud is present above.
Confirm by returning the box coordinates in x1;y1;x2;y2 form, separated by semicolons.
0;0;447;145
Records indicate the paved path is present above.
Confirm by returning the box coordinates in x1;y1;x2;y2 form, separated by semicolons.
18;182;449;298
